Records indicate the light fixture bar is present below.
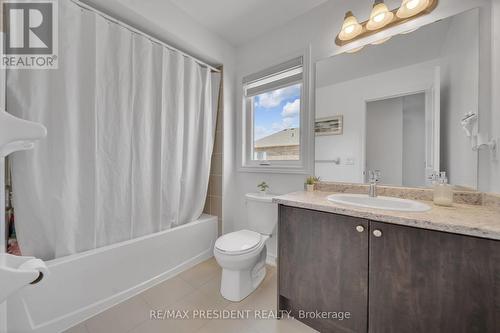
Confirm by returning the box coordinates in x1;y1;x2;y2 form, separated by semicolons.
335;0;438;46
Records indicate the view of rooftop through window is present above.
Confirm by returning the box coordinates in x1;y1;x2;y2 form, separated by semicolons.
252;83;301;161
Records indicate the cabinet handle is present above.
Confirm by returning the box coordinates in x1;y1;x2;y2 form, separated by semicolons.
373;230;383;238
356;225;365;233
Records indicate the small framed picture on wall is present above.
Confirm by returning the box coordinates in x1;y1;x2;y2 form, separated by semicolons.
315;115;343;136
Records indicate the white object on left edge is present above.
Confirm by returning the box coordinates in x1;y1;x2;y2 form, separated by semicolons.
0;254;49;303
0;109;48;305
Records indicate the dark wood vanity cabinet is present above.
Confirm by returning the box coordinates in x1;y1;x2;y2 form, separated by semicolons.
369;221;500;333
278;205;369;333
278;205;500;333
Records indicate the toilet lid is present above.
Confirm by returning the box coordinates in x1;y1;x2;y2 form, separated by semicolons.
215;230;262;254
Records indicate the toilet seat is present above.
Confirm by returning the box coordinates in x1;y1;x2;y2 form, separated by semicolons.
215;230;262;255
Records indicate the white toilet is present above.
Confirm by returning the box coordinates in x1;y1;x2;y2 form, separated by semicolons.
214;192;277;302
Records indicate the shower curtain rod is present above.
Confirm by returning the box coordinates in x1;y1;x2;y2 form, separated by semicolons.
70;0;222;73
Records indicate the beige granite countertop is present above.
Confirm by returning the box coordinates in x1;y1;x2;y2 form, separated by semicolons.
273;191;500;241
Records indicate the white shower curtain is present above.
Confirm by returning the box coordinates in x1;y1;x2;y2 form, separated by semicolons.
6;1;220;260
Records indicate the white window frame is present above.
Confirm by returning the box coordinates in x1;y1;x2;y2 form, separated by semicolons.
239;49;313;174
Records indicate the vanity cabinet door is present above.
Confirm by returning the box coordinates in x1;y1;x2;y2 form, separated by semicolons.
368;221;500;333
278;205;369;333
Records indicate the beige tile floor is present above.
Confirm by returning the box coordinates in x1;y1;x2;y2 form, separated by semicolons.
64;258;318;333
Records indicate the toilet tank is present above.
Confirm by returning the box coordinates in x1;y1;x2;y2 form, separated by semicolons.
245;193;278;236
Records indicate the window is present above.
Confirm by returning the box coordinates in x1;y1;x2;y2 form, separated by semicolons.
241;56;311;173
253;83;301;161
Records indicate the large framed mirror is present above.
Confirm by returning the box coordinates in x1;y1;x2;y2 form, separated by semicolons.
315;9;479;190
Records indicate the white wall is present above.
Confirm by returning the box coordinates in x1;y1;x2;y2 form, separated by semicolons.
440;11;480;189
230;0;496;261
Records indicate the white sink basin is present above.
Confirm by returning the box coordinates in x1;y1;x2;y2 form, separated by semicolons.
327;193;431;212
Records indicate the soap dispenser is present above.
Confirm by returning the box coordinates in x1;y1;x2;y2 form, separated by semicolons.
433;172;453;207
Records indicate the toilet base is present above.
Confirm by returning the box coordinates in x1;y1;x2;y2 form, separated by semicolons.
219;248;267;302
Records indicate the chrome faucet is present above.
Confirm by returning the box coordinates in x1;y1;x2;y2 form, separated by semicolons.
368;170;381;198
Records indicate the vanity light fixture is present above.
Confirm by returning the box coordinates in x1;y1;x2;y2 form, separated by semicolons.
335;0;438;48
366;1;394;31
338;11;363;41
397;0;430;19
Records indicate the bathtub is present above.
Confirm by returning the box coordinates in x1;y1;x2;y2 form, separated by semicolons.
5;214;218;333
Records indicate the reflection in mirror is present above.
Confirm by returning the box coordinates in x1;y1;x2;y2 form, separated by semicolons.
365;93;428;187
315;9;479;189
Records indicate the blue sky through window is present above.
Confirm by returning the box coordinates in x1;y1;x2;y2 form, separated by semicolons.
253;84;301;141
